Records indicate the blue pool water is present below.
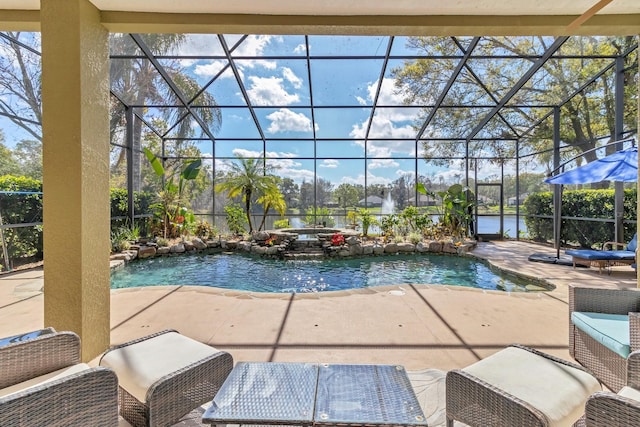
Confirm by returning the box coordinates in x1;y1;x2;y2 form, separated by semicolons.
110;253;539;293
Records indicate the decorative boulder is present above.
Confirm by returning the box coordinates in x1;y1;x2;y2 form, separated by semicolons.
384;243;398;253
191;237;207;250
443;242;458;254
428;241;443;253
253;231;271;241
397;243;416;253
349;244;363;256
138;246;156;259
170;243;185;253
345;236;359;245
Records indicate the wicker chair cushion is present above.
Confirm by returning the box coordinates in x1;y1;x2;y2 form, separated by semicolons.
0;363;90;398
619;386;640;401
571;312;630;358
627;235;638;253
100;331;219;402
464;346;600;427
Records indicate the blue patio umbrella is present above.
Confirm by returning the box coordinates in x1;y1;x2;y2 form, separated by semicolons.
543;145;637;260
545;146;637;184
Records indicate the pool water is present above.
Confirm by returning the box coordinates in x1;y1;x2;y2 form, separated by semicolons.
110;253;539;293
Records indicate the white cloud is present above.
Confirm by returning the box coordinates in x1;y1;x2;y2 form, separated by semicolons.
172;34;225;56
282;67;303;89
349;78;420;156
246;76;300;106
233;35;277;70
293;44;307;54
193;60;230;78
266;108;316;133
341;172;392;186
433;160;465;184
319;159;340;168
368;159;399;169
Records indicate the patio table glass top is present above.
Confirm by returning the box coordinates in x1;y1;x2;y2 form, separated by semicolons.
202;361;426;426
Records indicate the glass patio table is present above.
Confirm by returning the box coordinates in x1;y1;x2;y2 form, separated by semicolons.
202;361;427;427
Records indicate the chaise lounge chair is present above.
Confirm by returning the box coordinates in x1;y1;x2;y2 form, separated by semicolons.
565;233;637;274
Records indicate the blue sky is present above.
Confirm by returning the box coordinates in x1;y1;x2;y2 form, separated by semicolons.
162;34;461;186
1;33;548;186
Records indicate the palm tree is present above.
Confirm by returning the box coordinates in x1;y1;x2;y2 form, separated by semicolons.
109;34;222;190
215;156;281;233
257;188;287;231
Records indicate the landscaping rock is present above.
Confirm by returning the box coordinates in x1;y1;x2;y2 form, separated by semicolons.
138;246;156;259
237;241;252;252
428;241;443;252
443;242;458;254
253;246;267;255
384;243;398;253
156;246;170;255
345;236;359;245
192;238;207;250
170;243;185;253
397;243;416;253
349;244;363;256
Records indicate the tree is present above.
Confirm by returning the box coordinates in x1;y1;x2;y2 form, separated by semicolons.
109;34;222;191
13;139;42;180
278;178;299;209
256;187;287;231
0;139;20;176
333;183;363;209
299;180;314;210
392;36;637;187
315;178;333;207
0;33;42;142
215;155;281;233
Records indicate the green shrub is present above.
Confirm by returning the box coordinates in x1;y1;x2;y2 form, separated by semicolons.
273;218;290;229
195;220;217;239
523;188;637;248
408;232;422;244
0;175;43;264
224;204;248;235
304;207;335;227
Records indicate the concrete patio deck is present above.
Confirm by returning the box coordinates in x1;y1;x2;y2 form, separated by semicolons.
1;240;637;371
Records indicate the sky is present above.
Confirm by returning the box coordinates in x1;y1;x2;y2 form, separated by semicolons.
1;33;562;187
155;34;535;185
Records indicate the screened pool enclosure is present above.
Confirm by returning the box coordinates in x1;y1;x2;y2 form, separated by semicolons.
0;32;638;268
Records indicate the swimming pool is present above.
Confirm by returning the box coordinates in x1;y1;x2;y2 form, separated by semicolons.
110;253;544;293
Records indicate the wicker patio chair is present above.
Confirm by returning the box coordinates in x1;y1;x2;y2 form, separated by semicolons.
569;285;640;393
100;329;233;427
0;328;119;426
583;351;640;426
